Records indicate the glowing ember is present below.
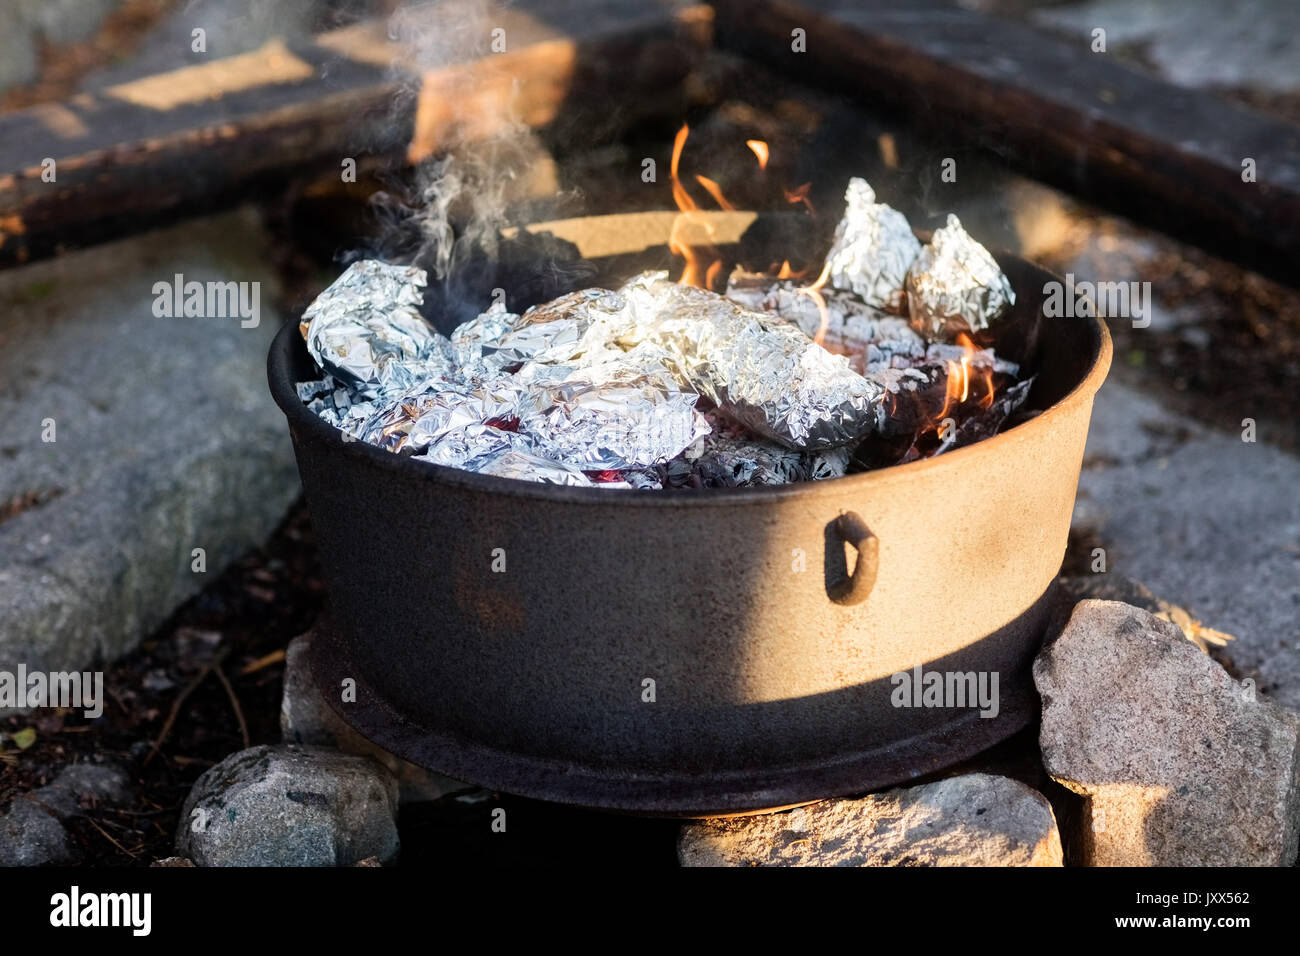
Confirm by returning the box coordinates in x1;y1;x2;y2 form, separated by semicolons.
746;139;769;169
784;182;814;213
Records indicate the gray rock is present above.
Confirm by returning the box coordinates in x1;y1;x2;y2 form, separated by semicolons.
281;633;471;804
0;210;300;713
0;800;77;866
1034;599;1300;866
0;762;131;866
1075;381;1300;709
1056;573;1233;654
679;774;1062;867
176;745;400;867
31;762;131;814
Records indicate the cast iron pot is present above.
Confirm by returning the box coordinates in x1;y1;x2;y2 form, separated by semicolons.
268;211;1111;815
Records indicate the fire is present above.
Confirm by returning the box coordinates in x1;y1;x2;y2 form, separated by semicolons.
668;124;716;288
668;125;744;289
660;126;1008;439
796;259;834;347
783;182;814;214
669;124;696;212
694;174;736;211
935;333;996;423
705;259;723;289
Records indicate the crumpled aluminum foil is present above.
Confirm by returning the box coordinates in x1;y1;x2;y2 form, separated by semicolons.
450;303;516;369
906;214;1016;340
477;449;596;484
618;272;885;449
924;342;1019;378
300;260;457;394
412;423;594;486
823;178;922;313
526;374;708;470
418;425;597;486
725;270;927;374
475;288;631;371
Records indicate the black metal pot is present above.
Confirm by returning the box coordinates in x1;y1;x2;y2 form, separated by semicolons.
268;212;1110;815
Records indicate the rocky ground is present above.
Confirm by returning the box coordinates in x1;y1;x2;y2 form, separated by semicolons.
1;7;1298;867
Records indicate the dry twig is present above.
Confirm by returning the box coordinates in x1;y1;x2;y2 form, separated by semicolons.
144;646;230;767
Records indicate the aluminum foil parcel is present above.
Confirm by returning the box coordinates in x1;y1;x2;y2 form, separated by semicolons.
822;178;922;313
905;214;1016;340
725;270;927;374
299;260;456;395
616;272;885;450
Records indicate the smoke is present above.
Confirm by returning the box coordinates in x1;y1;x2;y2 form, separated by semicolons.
343;0;594;329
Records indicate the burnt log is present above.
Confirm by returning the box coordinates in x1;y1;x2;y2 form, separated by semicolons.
0;1;712;268
712;0;1300;287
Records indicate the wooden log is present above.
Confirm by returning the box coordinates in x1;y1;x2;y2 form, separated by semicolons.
0;0;712;268
712;0;1300;285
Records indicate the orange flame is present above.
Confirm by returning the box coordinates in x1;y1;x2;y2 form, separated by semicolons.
783;182;814;214
668;124;740;290
669;124;696;212
695;174;736;211
935;333;995;424
705;259;723;289
669;124;709;287
746;139;770;169
796;259;834;347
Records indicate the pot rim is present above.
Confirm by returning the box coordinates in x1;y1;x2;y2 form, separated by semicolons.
268;217;1112;507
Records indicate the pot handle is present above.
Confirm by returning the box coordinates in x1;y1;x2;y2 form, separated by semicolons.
829;511;878;606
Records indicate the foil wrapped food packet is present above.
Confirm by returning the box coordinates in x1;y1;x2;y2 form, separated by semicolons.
618;272;885;450
525;374;709;471
823;178;922;313
924;342;1019;378
413;424;595;486
420;335;707;473
450;304;516;369
475;288;632;370
906;214;1015;341
725;270;927;374
300;260;457;395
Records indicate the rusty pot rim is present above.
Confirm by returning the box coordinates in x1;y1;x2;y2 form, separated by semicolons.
268;214;1112;507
